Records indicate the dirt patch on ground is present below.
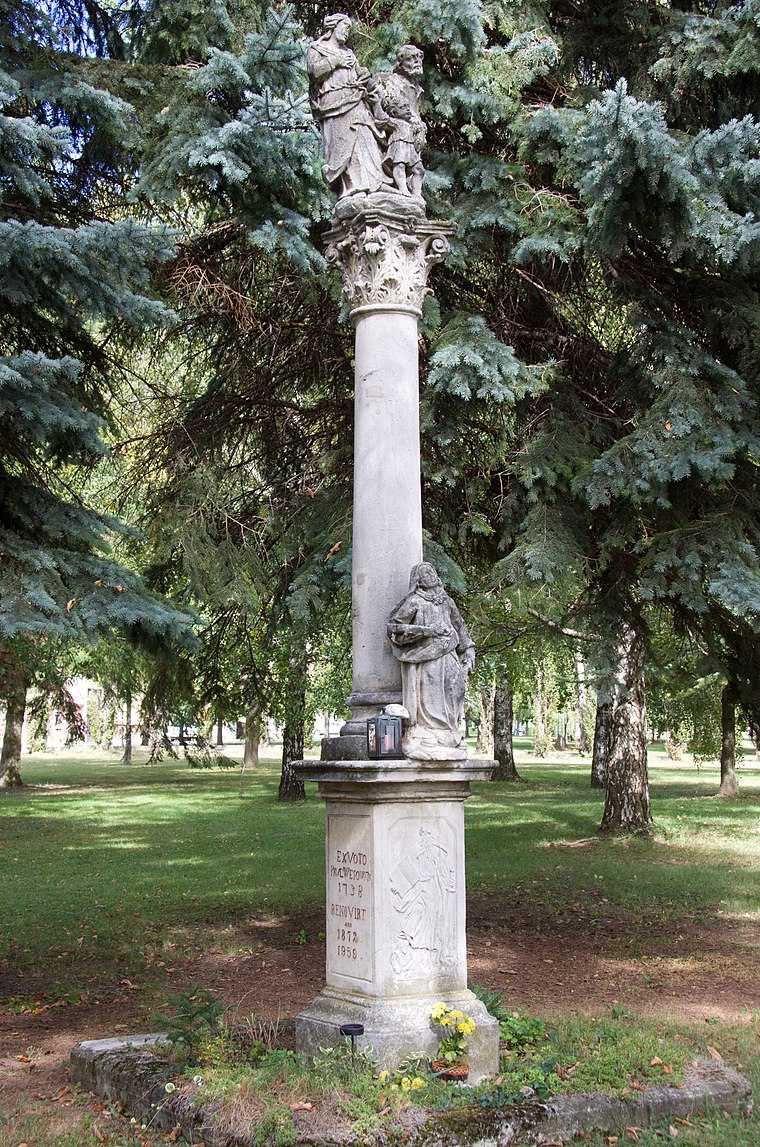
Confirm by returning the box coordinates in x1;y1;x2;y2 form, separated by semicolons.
1;897;758;1143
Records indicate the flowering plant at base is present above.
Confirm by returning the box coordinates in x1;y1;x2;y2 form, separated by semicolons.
378;1066;426;1092
430;1002;477;1064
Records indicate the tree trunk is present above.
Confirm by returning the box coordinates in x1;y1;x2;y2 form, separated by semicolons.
492;666;520;781
599;624;653;835
475;683;495;756
243;703;261;770
717;685;738;798
591;698;612;789
216;714;224;746
100;692;116;749
750;718;760;760
1;676;29;789
534;663;548;756
574;649;591;754
278;656;306;802
121;687;133;765
279;721;306;801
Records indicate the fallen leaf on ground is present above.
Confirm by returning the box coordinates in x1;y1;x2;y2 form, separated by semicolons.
663;1063;673;1074
706;1046;723;1061
650;1056;663;1066
13;1055;32;1063
626;1129;642;1142
290;1102;315;1111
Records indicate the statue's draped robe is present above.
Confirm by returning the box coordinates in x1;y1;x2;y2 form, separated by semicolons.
388;586;472;751
307;39;388;195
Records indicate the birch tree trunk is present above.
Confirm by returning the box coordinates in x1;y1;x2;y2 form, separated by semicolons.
475;683;495;756
591;698;611;789
717;685;738;798
574;648;591;754
534;663;548;756
279;721;306;801
278;655;306;802
243;703;262;771
492;666;519;781
599;624;653;835
0;675;29;789
121;687;133;765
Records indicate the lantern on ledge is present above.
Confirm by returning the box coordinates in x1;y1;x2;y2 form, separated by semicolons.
366;713;403;759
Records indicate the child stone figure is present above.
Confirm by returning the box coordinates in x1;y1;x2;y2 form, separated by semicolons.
370;44;427;197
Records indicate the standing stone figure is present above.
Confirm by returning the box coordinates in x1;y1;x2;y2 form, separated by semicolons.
370;44;427;197
307;13;390;198
387;563;475;759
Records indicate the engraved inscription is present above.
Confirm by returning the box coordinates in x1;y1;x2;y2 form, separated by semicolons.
327;815;373;981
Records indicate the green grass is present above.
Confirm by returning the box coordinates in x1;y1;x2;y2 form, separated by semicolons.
1;750;325;972
467;755;760;922
1;745;759;1145
3;747;758;974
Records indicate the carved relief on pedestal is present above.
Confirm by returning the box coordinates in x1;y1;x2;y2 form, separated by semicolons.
325;207;452;313
388;819;457;979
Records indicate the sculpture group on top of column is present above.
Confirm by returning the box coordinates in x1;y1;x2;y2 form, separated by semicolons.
307;14;427;203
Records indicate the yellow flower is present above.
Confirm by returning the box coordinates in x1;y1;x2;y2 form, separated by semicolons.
401;1077;412;1091
378;1069;390;1082
431;1002;448;1021
411;1078;426;1090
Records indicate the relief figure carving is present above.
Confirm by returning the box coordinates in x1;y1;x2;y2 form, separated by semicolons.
390;824;455;974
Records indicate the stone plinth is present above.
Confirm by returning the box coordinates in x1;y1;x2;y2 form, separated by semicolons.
294;759;499;1083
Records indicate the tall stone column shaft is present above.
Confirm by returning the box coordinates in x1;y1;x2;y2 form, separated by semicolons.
323;195;454;755
345;308;422;732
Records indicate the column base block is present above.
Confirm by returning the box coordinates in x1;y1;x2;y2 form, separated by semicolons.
296;987;499;1084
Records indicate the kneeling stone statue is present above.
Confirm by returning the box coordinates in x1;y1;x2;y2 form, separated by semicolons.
387;563;475;760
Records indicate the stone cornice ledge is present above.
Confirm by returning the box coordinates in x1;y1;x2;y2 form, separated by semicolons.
293;758;495;784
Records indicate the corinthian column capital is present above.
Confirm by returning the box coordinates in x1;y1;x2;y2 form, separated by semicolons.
324;192;455;317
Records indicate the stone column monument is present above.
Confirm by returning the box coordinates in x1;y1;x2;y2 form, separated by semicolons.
295;16;499;1082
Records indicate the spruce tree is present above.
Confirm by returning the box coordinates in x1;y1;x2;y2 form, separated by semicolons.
382;0;760;832
0;1;196;784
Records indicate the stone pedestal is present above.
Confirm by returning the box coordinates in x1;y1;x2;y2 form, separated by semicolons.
294;759;499;1083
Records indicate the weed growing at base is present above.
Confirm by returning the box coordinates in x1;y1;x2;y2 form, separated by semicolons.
156;993;703;1146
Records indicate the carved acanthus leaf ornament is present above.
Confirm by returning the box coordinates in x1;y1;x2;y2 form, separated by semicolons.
325;208;453;314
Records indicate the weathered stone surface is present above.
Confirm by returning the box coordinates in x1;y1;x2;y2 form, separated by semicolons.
324;196;453;316
70;1039;752;1147
69;1035;200;1139
307;18;427;204
388;563;475;760
418;1059;753;1145
307;15;390;200
294;759;499;1083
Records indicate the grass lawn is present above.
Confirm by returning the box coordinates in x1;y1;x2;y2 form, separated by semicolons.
1;743;758;1146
